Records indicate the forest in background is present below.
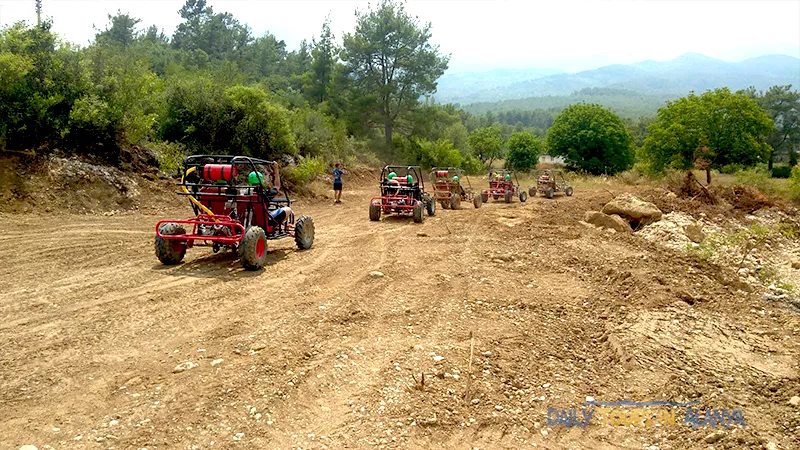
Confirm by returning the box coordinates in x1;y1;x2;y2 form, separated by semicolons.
1;0;798;188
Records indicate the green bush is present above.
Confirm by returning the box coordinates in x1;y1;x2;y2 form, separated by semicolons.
150;141;189;175
283;156;327;185
735;166;772;192
789;166;800;200
720;163;744;174
771;165;793;178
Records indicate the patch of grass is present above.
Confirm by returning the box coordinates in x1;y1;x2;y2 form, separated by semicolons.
756;265;781;284
777;282;795;293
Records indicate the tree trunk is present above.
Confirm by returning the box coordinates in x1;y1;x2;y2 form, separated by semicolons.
706;168;711;184
384;119;393;150
768;152;774;171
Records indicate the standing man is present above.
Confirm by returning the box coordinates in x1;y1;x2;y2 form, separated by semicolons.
333;163;347;204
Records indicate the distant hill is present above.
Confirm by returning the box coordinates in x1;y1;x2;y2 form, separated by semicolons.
436;53;800;106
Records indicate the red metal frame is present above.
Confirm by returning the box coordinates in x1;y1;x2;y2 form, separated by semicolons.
370;195;419;213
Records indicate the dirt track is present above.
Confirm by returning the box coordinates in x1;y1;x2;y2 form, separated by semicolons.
0;182;798;450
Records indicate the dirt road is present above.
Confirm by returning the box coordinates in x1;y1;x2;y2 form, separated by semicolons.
0;183;798;449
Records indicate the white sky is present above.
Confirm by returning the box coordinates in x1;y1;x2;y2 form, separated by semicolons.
1;0;799;73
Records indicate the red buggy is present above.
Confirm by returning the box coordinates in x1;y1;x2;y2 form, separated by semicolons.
369;165;435;223
481;169;528;203
154;155;314;270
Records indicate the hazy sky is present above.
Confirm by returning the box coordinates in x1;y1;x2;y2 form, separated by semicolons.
1;0;799;73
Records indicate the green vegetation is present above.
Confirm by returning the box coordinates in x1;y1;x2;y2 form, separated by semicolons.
642;88;774;182
545;104;634;175
504;132;542;172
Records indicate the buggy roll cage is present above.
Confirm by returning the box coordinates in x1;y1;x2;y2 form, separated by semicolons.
380;165;426;189
488;169;520;185
179;155;294;214
431;166;473;190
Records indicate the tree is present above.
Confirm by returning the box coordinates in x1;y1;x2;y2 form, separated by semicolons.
172;0;251;61
95;12;141;48
341;0;449;148
309;17;336;104
505;131;542;171
546;104;634;175
468;125;504;167
745;85;800;170
642;88;773;181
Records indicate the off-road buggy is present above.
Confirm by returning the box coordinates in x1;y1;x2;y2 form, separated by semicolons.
155;155;314;270
530;169;573;199
481;169;528;203
369;165;435;223
431;167;482;209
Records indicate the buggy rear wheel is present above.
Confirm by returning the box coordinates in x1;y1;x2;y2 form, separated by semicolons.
441;200;449;210
413;203;424;223
545;187;554;199
369;203;381;221
565;186;574;196
155;223;187;265
519;191;528;202
504;190;513;203
473;193;482;208
241;226;268;270
481;192;489;203
528;186;536;197
294;216;315;250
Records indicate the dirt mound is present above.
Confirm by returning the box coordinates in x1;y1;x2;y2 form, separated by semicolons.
0;154;181;214
715;184;774;213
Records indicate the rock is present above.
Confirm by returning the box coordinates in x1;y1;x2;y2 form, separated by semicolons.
211;359;224;366
790;395;800;406
792;260;800;270
19;446;38;450
765;442;778;450
251;343;267;351
369;271;384;278
704;430;725;443
584;211;633;233
172;361;199;373
495;405;504;411
684;223;705;243
416;232;428;237
433;355;444;362
601;193;663;226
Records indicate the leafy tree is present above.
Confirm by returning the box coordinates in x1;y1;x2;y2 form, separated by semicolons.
409;138;462;168
642;88;773;181
505;131;542;171
95;12;141;48
468;125;504;166
341;0;449;148
172;0;251;61
546;103;634;175
745;85;800;170
309;17;336;104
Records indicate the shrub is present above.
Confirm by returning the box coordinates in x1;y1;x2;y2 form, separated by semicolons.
788;166;800;200
771;165;793;178
282;156;327;185
719;163;744;174
150;141;189;175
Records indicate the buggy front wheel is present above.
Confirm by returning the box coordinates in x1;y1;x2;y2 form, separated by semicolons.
241;226;268;270
369;204;381;221
565;186;574;196
528;186;536;197
413;203;424;223
426;199;436;216
504;191;513;203
473;194;482;208
155;223;187;265
545;188;554;199
519;191;528;202
481;192;489;203
294;216;315;250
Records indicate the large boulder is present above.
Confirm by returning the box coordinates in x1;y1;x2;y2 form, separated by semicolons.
602;194;663;227
584;210;633;233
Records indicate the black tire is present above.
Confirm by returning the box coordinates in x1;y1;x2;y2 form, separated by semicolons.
546;188;554;199
155;223;187;265
520;191;528;202
504;190;513;203
449;195;459;210
426;199;436;216
473;194;482;208
441;200;449;210
565;186;574;197
413;203;424;223
481;192;489;203
369;203;381;221
294;216;314;250
241;226;268;270
528;186;536;197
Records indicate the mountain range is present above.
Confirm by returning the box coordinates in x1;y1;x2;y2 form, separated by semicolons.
435;53;800;106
